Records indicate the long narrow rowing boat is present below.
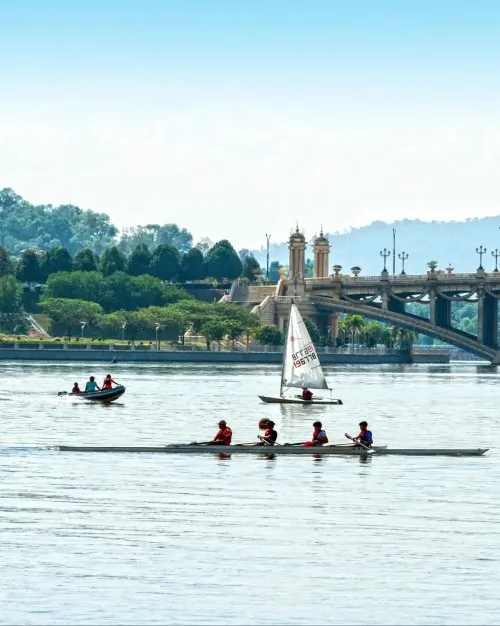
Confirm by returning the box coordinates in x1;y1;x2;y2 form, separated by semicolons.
56;444;488;456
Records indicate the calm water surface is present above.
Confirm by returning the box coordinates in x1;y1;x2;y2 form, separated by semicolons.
0;361;499;625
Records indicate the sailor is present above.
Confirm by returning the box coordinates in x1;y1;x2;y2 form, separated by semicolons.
85;376;101;392
352;421;373;447
303;421;328;446
102;374;118;390
302;387;313;401
72;382;81;394
209;420;232;446
258;420;278;446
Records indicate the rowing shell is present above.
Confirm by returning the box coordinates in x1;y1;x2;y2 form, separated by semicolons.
258;395;343;405
56;444;488;456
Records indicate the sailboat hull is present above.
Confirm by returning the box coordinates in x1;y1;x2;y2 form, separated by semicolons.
258;395;343;405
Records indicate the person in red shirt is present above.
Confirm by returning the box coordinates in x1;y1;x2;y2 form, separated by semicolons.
72;382;81;394
303;421;329;447
258;420;278;446
209;420;232;445
102;374;118;390
302;387;313;401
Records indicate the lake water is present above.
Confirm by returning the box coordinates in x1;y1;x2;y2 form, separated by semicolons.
0;361;499;625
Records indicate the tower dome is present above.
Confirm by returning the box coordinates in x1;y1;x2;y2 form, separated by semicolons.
313;228;330;278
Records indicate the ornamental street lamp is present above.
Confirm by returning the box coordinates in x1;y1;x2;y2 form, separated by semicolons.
380;248;391;272
265;233;271;278
476;245;487;270
392;229;396;275
80;321;86;338
155;323;161;350
122;322;127;342
398;251;409;275
492;249;500;272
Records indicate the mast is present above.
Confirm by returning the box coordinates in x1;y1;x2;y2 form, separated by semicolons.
279;303;294;397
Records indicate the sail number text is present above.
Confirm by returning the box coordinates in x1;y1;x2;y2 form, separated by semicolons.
292;344;317;368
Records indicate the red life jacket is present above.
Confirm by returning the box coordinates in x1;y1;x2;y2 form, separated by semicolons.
302;389;313;400
214;427;232;445
264;428;278;444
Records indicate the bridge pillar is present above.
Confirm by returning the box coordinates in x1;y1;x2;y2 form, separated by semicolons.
429;293;451;327
313;230;330;278
288;226;307;296
478;293;498;349
387;298;405;314
329;312;340;342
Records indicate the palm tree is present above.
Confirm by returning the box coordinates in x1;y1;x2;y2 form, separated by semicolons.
343;315;365;349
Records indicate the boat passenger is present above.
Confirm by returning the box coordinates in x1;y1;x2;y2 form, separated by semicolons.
72;382;81;394
352;421;373;447
303;421;328;447
209;420;232;446
102;374;118;390
258;420;278;446
85;376;101;392
302;387;313;401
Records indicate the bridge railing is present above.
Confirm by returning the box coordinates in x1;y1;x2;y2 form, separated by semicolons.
307;272;496;284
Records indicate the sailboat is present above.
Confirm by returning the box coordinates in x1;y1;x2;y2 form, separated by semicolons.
258;303;343;405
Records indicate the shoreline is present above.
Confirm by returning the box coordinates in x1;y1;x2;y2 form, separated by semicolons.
0;347;449;364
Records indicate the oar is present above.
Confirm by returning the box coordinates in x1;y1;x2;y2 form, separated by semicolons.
283;442;304;446
345;433;373;453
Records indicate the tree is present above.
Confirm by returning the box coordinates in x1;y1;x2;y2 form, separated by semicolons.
150;244;181;281
201;319;227;350
254;325;284;346
42;247;73;278
97;312;126;338
268;261;281;282
303;318;321;344
40;298;104;340
16;249;44;285
99;246;126;276
342;314;365;347
194;237;213;255
205;240;242;281
118;223;193;255
126;243;151;276
241;252;261;282
73;248;98;272
225;321;245;347
0;275;23;331
0;246;14;277
45;271;105;303
180;248;205;281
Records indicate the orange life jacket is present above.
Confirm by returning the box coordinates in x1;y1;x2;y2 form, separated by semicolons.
214;427;232;445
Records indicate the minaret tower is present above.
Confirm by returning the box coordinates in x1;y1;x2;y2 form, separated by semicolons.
313;228;330;278
288;224;307;280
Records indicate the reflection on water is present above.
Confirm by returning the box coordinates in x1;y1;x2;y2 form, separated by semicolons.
0;361;498;625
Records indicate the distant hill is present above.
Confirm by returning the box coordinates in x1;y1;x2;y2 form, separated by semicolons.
250;217;500;276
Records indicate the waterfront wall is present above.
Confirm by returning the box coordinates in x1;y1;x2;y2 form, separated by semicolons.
0;346;449;364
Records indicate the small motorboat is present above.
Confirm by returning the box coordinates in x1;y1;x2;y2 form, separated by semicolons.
58;385;126;403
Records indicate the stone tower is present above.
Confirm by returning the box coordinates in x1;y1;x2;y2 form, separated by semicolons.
313;229;330;278
288;225;306;280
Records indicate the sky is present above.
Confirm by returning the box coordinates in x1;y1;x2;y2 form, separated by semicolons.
1;0;500;249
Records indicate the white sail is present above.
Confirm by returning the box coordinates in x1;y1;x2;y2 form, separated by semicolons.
280;304;329;394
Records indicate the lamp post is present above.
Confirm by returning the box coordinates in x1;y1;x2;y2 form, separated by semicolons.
155;323;161;350
492;249;500;272
122;322;126;342
380;248;391;272
476;245;487;270
398;251;409;275
80;321;86;339
392;228;396;275
265;233;271;278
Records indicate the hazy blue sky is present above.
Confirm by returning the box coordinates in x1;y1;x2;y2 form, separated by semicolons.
1;0;499;247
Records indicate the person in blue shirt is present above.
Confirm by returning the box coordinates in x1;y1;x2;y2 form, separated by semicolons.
353;421;373;447
85;376;101;392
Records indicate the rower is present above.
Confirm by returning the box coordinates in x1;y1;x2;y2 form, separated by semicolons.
102;374;118;390
352;421;373;447
302;387;313;401
303;421;328;446
85;376;101;392
258;420;278;446
72;382;81;394
209;420;232;446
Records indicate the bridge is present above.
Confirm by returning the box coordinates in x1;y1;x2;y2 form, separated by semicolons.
225;228;500;363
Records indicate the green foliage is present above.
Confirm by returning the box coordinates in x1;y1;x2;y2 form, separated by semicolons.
73;248;98;272
99;246;126;276
118;224;193;255
16;249;44;284
40;298;104;339
303;318;320;344
268;261;281;282
0;188;117;255
41;247;72;278
181;248;205;281
200;319;227;349
0;246;14;277
0;275;23;331
241;252;261;282
205;240;243;281
254;324;284;346
126;243;151;276
150;244;181;281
